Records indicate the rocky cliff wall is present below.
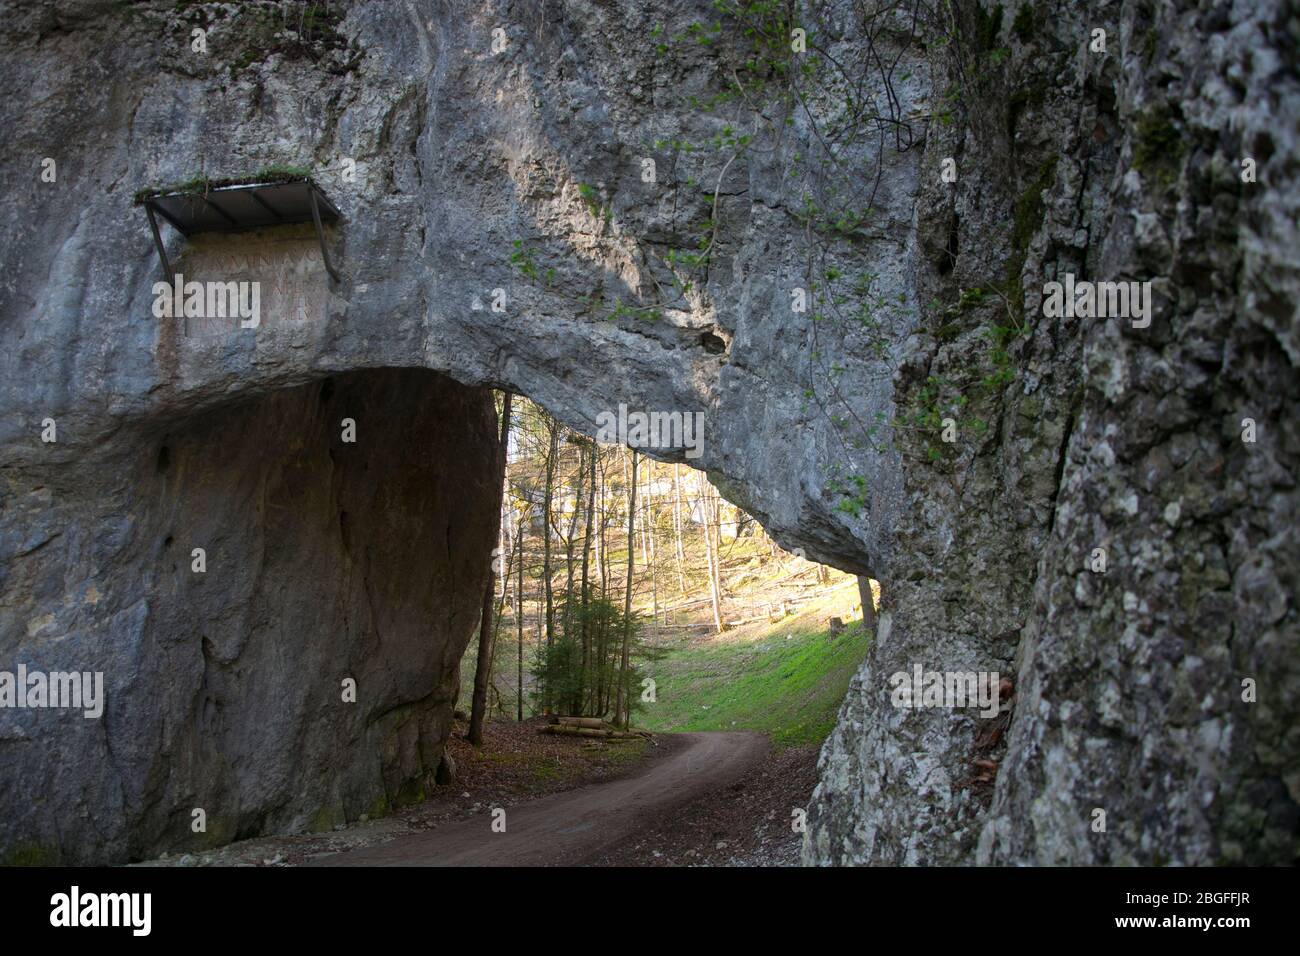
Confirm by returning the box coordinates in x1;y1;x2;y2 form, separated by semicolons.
0;0;1295;864
1;368;499;863
805;0;1299;865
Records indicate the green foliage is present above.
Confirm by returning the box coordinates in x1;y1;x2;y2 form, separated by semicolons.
133;175;210;204
1011;4;1037;41
133;164;313;204
217;2;350;77
898;370;994;464
2;842;60;866
1003;157;1056;310
532;597;663;723
252;163;313;181
509;239;540;282
902;374;954;462
1133;105;1185;187
958;286;986;310
973;3;1005;53
829;473;868;517
576;182;605;220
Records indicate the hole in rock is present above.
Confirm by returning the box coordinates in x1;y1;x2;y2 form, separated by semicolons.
699;331;727;354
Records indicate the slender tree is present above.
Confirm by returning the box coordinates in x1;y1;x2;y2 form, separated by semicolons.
562;441;585;640
616;449;638;728
699;473;724;633
516;503;526;721
498;505;509;602
672;465;687;595
579;441;597;709
469;392;513;747
599;455;611;596
541;417;559;652
644;463;659;625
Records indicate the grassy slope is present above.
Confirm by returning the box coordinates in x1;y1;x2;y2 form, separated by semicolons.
639;611;871;747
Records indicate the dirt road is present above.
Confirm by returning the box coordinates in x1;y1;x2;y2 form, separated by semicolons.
306;731;769;866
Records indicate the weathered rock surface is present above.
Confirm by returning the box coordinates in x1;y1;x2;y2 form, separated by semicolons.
804;0;1299;865
0;0;1295;864
0;0;917;573
1;368;499;863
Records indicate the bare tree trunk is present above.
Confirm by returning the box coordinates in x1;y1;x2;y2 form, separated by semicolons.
593;459;603;596
711;492;725;625
517;507;526;722
858;575;877;632
698;474;724;633
579;442;597;713
489;516;512;718
498;507;508;602
616;449;638;728
562;444;584;642
644;464;658;625
535;576;542;650
672;465;687;595
491;509;512;652
595;456;611;716
469;392;512;747
541;418;559;654
639;464;650;569
599;458;610;596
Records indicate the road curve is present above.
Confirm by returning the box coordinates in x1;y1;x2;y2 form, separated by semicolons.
306;731;769;866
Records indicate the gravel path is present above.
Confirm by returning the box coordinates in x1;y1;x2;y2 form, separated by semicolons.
307;731;770;866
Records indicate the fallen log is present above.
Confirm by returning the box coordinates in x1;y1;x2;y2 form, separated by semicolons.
723;615;774;627
537;725;651;740
548;716;605;729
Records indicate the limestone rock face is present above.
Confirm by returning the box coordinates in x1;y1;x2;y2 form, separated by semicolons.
0;0;918;574
804;0;1300;866
0;0;1296;865
1;369;499;863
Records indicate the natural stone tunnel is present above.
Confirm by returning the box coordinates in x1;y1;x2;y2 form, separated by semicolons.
1;0;1297;866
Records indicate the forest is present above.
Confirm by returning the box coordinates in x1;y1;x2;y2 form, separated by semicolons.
461;394;862;746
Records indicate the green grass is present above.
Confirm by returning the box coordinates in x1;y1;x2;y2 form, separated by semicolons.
639;620;870;747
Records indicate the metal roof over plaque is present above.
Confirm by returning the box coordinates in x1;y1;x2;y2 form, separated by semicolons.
135;168;342;282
